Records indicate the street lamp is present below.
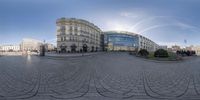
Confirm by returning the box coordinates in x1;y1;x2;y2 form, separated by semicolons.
39;40;46;56
82;39;87;56
77;32;80;53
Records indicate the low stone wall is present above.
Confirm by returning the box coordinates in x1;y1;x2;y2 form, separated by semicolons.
0;52;23;56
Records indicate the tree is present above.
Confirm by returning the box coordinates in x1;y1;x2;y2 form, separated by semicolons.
154;49;169;58
138;49;149;57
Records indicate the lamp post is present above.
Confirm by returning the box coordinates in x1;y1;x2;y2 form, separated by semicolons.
0;50;2;56
39;40;45;56
82;39;87;56
77;32;80;53
82;40;84;56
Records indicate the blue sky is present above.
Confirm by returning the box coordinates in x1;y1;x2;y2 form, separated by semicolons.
0;0;200;47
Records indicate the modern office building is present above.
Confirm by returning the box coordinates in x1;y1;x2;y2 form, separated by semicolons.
21;38;43;51
56;18;102;52
138;34;159;51
0;45;20;52
104;31;139;51
104;31;159;52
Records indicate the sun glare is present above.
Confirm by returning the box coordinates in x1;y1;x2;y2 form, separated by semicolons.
106;21;137;33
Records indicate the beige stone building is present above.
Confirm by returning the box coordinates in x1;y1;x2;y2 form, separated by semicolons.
191;46;200;55
56;18;102;52
44;43;55;51
0;45;20;52
171;45;181;52
21;38;42;51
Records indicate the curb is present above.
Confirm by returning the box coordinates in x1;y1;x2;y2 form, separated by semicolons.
141;58;183;63
131;55;183;63
41;52;104;59
45;54;92;58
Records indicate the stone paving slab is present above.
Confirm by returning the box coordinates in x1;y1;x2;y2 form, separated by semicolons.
0;52;200;100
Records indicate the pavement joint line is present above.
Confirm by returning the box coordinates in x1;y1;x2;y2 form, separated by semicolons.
0;52;200;100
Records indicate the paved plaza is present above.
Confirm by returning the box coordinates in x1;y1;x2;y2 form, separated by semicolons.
0;52;200;100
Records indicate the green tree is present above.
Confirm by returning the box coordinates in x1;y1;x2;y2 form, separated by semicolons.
138;49;149;57
154;49;169;58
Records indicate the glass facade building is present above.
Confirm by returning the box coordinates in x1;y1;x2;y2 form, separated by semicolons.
104;31;139;51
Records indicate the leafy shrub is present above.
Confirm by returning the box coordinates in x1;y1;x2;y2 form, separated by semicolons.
138;49;149;57
176;50;196;56
154;49;169;58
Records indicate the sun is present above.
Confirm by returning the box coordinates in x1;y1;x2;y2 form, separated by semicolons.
113;24;127;31
105;20;137;33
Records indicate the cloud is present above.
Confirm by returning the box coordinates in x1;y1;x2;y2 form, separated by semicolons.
46;38;57;45
100;11;200;46
120;12;138;18
156;41;184;48
175;22;200;32
138;24;174;34
103;19;137;32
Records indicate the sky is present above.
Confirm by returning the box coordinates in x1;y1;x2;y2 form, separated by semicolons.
0;0;200;47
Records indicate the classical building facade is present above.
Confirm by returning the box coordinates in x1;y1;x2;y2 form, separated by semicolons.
0;45;20;52
190;45;200;55
56;18;102;52
21;38;43;51
171;45;181;52
104;31;159;52
44;43;55;52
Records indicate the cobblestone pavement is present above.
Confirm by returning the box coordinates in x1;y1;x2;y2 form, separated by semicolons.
0;52;200;100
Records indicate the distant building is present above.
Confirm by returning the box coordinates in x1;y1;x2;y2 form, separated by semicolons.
0;45;20;52
56;18;102;53
44;43;55;51
138;34;159;51
171;45;181;52
159;45;168;50
185;46;192;51
191;46;200;55
21;38;42;51
104;31;159;52
167;48;173;52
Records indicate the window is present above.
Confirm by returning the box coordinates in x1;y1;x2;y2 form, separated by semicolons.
69;37;72;41
64;37;66;41
61;37;63;41
69;26;73;31
59;26;66;35
60;26;65;31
